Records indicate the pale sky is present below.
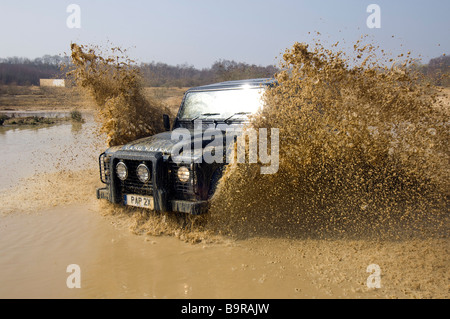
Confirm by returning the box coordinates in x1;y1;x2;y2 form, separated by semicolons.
0;0;448;68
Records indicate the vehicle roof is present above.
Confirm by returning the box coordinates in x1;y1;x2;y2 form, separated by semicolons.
186;78;276;92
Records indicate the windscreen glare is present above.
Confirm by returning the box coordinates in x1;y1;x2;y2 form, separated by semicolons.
178;88;264;120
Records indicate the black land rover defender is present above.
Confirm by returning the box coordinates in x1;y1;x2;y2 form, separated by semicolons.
96;78;275;214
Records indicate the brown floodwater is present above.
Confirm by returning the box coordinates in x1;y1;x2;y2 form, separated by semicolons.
0;115;448;299
0;203;326;299
0;118;320;299
0;113;98;190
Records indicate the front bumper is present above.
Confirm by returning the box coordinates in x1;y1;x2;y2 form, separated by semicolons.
96;187;208;215
170;199;208;215
97;187;110;200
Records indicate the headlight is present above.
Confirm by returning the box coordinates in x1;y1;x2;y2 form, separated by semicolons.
116;161;128;181
136;164;150;183
177;166;190;183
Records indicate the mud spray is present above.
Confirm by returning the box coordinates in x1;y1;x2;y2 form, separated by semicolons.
68;43;171;147
210;37;449;240
68;40;448;243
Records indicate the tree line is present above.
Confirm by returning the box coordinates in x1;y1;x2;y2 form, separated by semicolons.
0;55;68;86
139;60;278;87
411;55;450;87
0;55;278;87
0;54;447;87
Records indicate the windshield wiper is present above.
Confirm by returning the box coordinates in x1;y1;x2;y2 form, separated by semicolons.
191;113;221;122
224;112;252;123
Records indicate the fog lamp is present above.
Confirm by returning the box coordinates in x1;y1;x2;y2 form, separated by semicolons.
177;166;190;183
137;164;150;183
116;161;128;181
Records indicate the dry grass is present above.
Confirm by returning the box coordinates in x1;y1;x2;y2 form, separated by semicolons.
0;85;187;114
143;87;188;114
0;85;93;111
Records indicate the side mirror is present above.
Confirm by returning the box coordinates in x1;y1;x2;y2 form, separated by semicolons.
163;114;171;131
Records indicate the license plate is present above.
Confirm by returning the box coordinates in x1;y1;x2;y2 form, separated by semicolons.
124;194;154;209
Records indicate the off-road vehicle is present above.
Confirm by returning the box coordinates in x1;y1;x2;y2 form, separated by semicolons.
96;78;275;214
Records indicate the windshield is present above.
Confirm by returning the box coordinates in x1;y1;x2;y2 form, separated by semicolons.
178;88;264;120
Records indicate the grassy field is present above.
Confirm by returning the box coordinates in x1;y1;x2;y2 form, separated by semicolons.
1;84;447;118
0;85;187;115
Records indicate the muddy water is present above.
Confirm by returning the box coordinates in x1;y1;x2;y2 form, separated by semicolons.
0;117;448;299
0;119;322;299
0;203;324;299
0;113;98;190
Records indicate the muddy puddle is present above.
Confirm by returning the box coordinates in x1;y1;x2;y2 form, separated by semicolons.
1;203;324;299
0;113;97;190
0;117;448;299
0;118;323;299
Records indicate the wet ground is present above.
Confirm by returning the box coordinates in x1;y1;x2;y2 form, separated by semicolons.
0;115;448;299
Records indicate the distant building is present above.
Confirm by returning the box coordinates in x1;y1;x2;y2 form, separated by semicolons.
40;79;65;87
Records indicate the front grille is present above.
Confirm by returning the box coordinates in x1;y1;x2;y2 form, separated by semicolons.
118;160;153;196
